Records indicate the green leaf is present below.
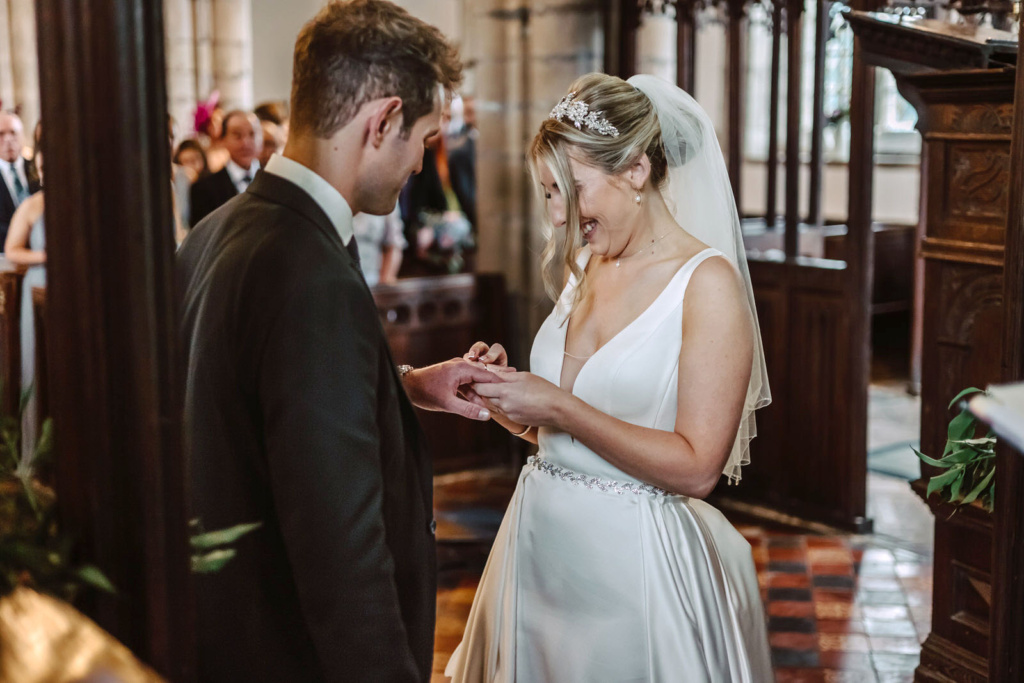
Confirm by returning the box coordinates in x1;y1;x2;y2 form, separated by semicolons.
190;522;262;551
953;437;997;447
946;410;978;446
191;549;236;574
961;466;995;505
31;418;54;468
927;467;961;498
950;470;964;501
75;565;116;594
913;447;952;468
948;387;985;410
941;448;988;465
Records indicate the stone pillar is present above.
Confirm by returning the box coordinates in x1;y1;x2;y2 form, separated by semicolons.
193;0;216;101
9;0;39;128
468;0;604;344
165;0;197;141
637;10;676;84
0;0;15;113
212;0;254;109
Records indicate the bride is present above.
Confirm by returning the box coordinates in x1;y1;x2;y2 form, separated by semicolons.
445;72;774;682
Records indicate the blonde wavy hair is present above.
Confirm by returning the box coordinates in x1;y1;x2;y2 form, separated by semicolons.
529;73;669;313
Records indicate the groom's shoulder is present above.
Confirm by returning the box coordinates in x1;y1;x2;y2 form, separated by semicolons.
180;191;356;302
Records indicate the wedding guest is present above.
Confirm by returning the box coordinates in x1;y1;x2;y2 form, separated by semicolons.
447;95;476;228
400;125;473;275
168;122;191;243
189;110;262;227
254;100;289;127
173;139;209;182
259;119;286;170
352;205;406;287
0;111;40;248
4;141;45;454
194;92;229;173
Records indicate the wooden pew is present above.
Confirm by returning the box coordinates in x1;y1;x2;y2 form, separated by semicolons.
0;263;26;417
372;273;516;474
742;221;916;315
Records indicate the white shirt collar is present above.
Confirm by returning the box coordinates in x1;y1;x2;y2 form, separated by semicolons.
225;158;258;185
263;153;354;246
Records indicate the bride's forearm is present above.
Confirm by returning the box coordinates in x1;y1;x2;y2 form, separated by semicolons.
491;411;539;445
553;395;721;498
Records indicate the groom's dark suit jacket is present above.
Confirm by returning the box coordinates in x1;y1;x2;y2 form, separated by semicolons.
177;171;436;682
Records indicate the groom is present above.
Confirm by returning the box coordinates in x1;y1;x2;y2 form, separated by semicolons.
177;1;496;680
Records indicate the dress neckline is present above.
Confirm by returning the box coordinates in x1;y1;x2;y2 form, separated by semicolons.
558;246;719;396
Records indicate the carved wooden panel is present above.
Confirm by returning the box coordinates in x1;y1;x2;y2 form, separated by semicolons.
947;103;1015;137
786;288;853;512
893;65;1014;683
916;489;993;683
919;262;1004;470
742;269;787;492
947;144;1011;224
726;258;868;530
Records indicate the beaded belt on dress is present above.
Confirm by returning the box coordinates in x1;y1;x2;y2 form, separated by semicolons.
527;455;672;497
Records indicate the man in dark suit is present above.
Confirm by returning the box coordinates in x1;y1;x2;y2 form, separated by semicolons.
447;96;477;229
188;110;262;227
177;1;497;680
0;111;40;247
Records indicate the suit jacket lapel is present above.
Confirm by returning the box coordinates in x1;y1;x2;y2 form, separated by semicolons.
0;178;13;216
218;168;239;201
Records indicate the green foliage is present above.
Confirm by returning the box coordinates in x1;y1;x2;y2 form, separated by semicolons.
1;378;261;602
913;387;996;512
189;519;262;574
0;382;116;601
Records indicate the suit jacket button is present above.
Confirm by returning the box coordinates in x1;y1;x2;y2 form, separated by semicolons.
429;519;437;535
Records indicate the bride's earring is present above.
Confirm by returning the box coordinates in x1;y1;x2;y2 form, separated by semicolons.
635;190;642;205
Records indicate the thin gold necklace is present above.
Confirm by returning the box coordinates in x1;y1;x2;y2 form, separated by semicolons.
615;230;673;267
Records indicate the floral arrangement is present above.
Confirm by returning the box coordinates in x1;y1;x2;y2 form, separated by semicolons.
914;387;996;512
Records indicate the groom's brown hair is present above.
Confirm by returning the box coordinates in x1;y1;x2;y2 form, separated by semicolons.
290;0;462;138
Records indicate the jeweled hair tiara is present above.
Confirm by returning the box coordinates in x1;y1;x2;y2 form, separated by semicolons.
548;92;620;137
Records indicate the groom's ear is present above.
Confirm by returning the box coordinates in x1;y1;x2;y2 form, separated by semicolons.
368;97;405;148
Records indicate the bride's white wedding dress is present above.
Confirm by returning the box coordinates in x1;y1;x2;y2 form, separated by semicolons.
445;246;774;683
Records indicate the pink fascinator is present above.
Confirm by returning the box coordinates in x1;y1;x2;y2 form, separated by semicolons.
193;90;221;135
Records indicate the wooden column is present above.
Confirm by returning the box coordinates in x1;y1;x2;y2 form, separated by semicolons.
615;0;640;79
844;4;876;541
725;0;746;209
989;17;1024;679
807;0;828;227
675;0;698;95
35;0;194;678
783;0;803;256
766;0;782;227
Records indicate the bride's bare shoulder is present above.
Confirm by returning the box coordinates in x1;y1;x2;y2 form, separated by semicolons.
682;254;750;330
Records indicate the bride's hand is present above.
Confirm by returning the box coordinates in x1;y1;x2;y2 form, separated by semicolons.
464;341;510;368
471;371;566;428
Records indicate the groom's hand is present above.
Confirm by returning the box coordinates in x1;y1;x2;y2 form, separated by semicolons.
402;358;504;421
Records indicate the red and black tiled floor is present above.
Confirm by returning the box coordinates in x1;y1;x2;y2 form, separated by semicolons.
432;471;933;683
